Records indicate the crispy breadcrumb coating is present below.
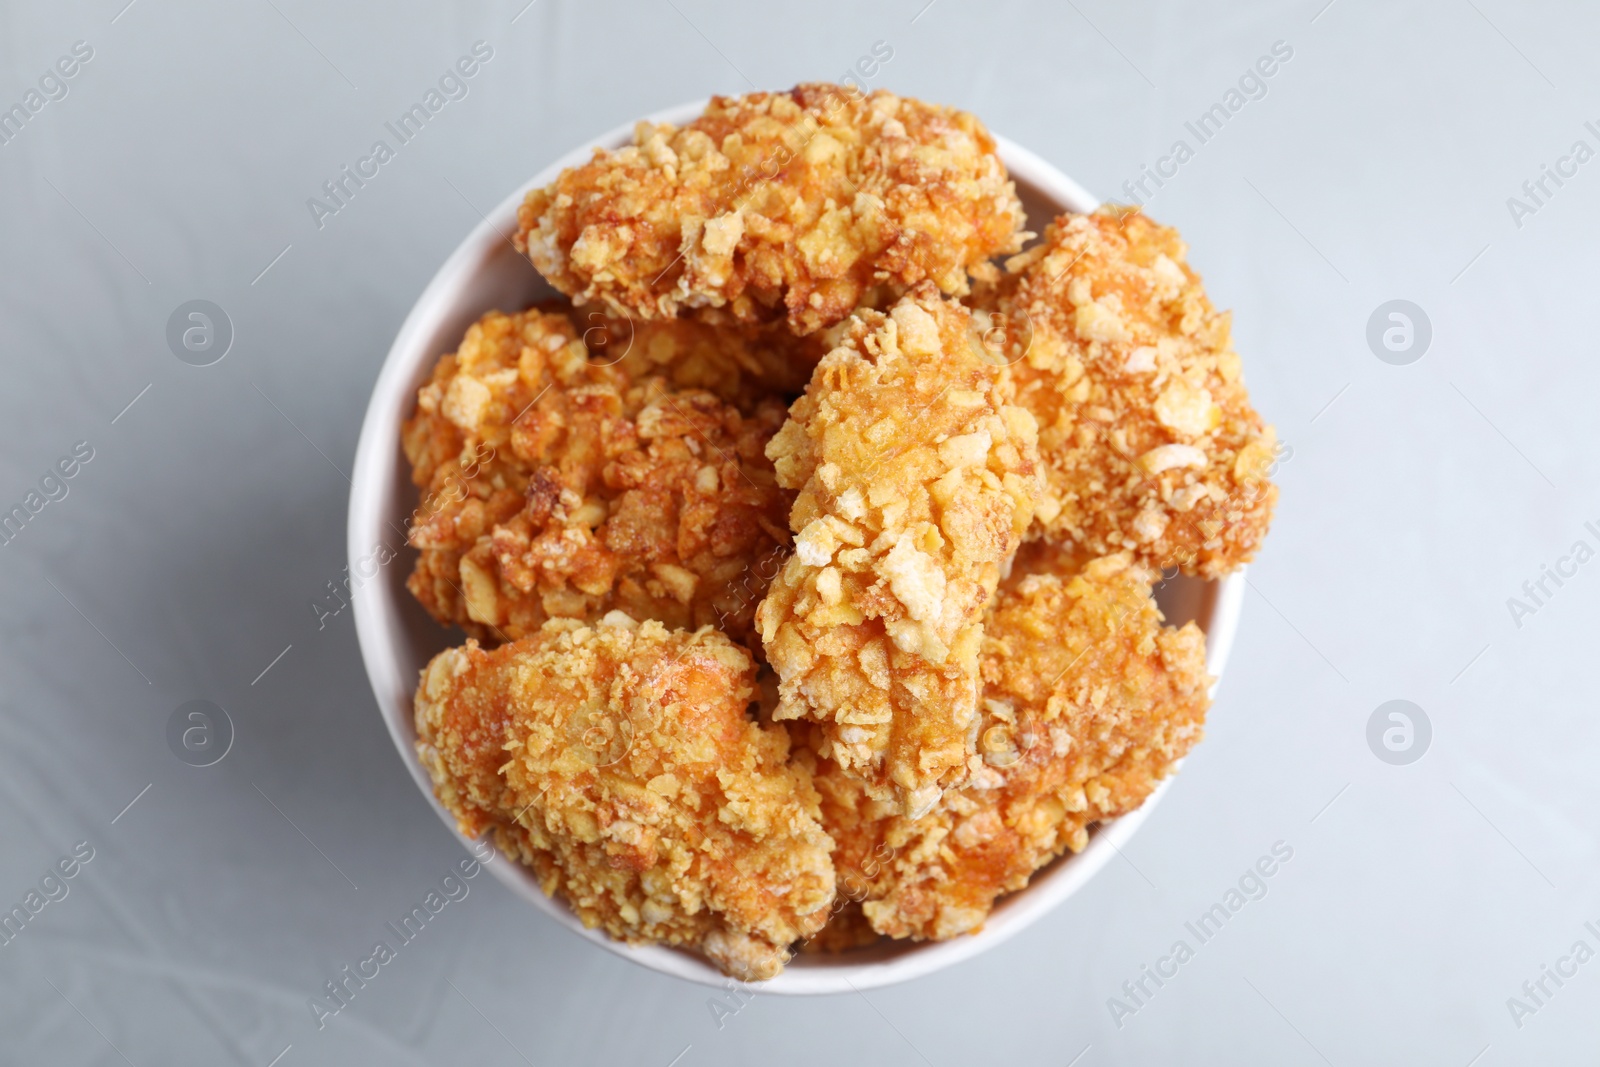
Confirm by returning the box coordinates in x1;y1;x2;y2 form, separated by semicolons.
402;307;794;652
979;207;1277;578
809;552;1210;941
414;617;836;979
756;288;1042;815
516;84;1028;335
609;315;822;407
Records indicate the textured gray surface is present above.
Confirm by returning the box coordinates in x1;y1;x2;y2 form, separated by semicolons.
1;1;1596;1064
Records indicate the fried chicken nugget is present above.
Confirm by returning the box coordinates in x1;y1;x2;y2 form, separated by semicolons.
402;307;795;652
809;551;1211;941
516;84;1028;335
415;616;837;979
980;207;1278;578
757;287;1042;815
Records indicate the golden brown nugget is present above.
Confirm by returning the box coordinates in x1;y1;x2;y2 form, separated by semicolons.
414;617;836;979
979;207;1277;577
402;307;794;652
808;552;1210;941
516;84;1028;335
756;288;1042;815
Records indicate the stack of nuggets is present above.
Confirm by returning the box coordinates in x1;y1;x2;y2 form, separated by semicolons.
405;84;1277;978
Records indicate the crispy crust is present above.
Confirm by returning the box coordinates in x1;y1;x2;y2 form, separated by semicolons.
414;617;836;979
978;207;1277;577
756;288;1042;815
401;306;794;653
609;314;823;407
809;550;1211;941
516;84;1027;335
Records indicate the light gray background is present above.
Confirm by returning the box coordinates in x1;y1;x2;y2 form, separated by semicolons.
1;0;1595;1064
